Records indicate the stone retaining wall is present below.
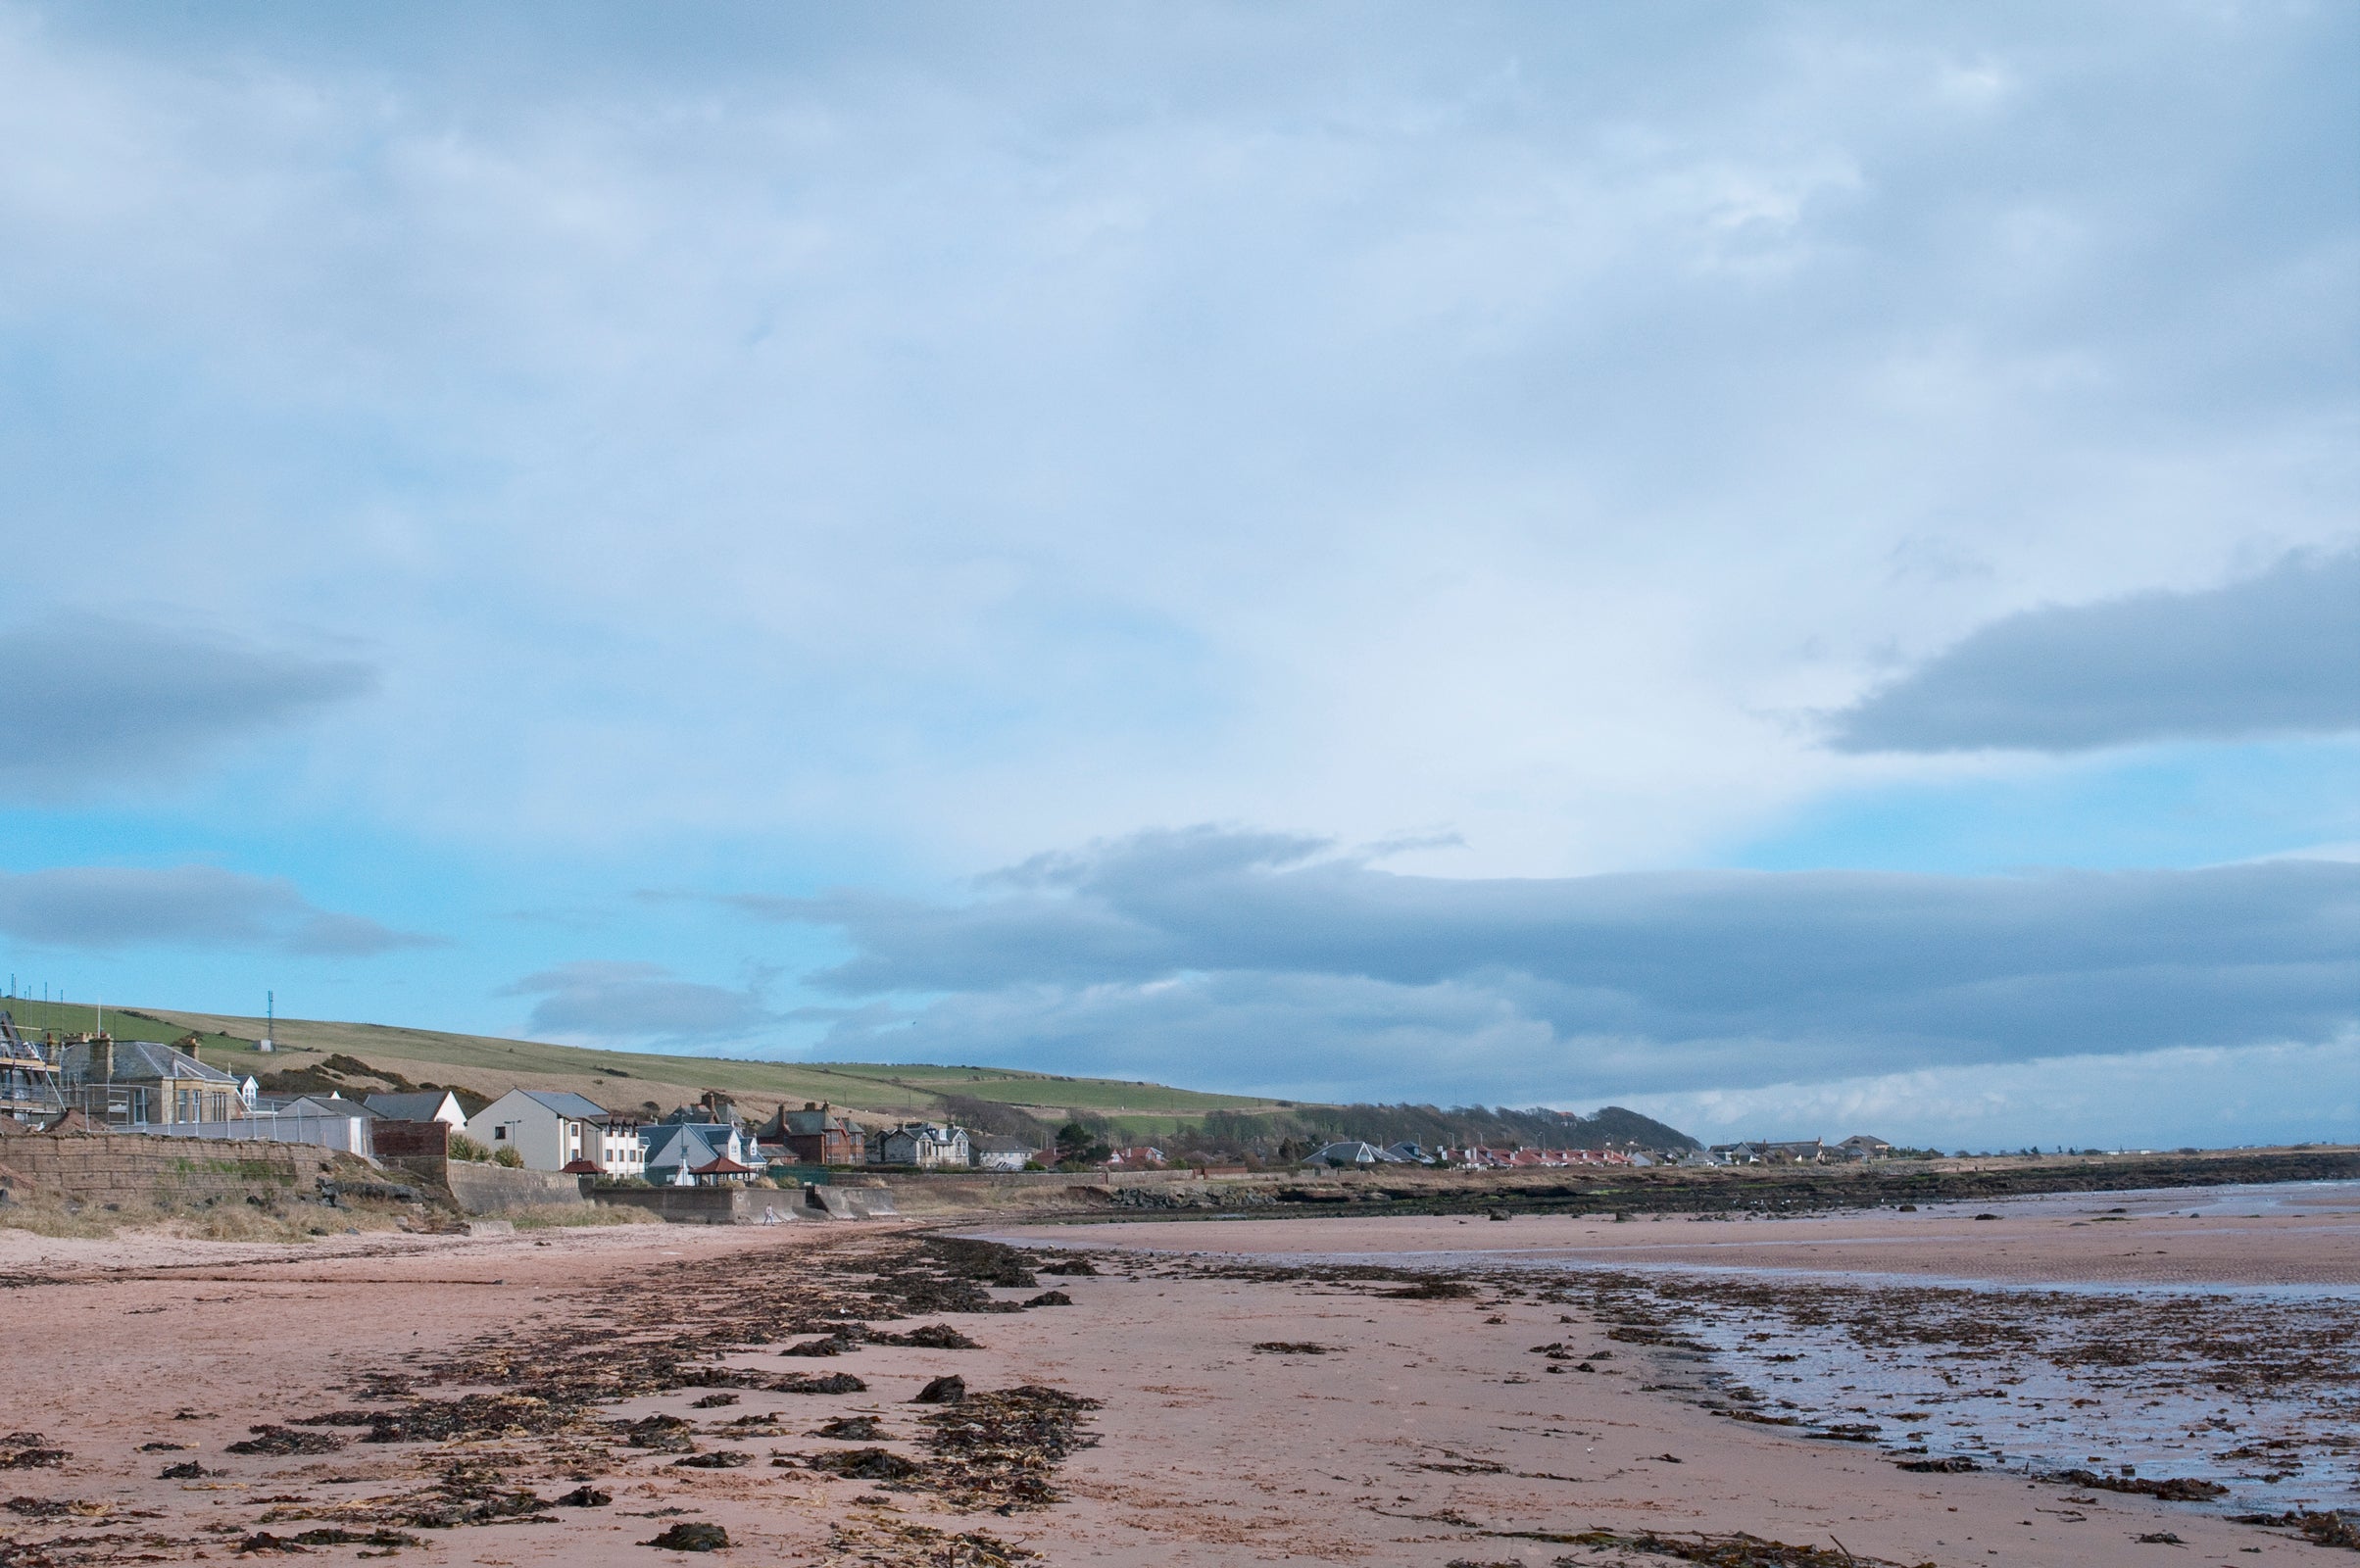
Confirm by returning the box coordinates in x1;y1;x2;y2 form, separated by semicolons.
0;1130;348;1203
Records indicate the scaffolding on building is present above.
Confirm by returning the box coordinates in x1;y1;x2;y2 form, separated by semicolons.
0;1011;65;1122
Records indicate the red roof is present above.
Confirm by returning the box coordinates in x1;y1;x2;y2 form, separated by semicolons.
560;1158;602;1174
691;1155;756;1175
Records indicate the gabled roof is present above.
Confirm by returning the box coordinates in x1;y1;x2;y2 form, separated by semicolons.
516;1089;614;1120
365;1091;461;1121
645;1123;726;1169
63;1039;238;1086
970;1135;1035;1154
560;1157;603;1174
278;1095;376;1118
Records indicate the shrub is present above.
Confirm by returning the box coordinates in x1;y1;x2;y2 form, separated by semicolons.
492;1146;524;1168
447;1133;491;1163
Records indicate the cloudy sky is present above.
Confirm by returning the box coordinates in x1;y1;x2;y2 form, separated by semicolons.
2;1;2353;1149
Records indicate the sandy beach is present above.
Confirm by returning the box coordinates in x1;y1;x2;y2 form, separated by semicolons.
1;1191;2352;1566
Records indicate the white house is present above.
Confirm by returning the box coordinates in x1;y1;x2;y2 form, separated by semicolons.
873;1123;970;1168
464;1090;644;1177
969;1134;1035;1171
364;1089;467;1128
643;1120;757;1186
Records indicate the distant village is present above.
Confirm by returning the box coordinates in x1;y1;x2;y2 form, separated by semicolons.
1;1014;1893;1182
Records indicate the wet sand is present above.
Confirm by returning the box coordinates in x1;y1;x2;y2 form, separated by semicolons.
0;1200;2350;1566
998;1181;2360;1288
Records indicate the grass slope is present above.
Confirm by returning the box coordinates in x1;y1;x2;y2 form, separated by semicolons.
64;1002;1280;1129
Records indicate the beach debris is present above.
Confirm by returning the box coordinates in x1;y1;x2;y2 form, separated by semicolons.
554;1485;612;1506
672;1449;751;1469
1038;1258;1098;1276
2052;1469;2228;1501
782;1335;854;1356
0;1433;67;1470
2230;1510;2360;1549
773;1371;867;1395
819;1517;1042;1565
812;1415;888;1441
870;1323;981;1349
138;1441;188;1451
619;1415;699;1451
1251;1341;1332;1354
297;1392;584;1445
161;1460;210;1478
1893;1456;1978;1472
1383;1279;1476;1299
913;1375;968;1405
1021;1290;1073;1307
239;1527;421;1553
646;1520;730;1550
227;1425;346;1456
1561;1527;1926;1565
806;1446;922;1482
2133;1531;2185;1544
917;1384;1102;1511
4;1497;110;1519
689;1393;739;1408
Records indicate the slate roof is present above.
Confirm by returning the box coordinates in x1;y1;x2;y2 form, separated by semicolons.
516;1089;615;1120
61;1040;238;1086
970;1135;1035;1155
365;1091;460;1121
644;1122;729;1170
277;1095;377;1118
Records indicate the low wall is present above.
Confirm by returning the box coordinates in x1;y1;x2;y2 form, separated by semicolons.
593;1187;808;1226
443;1162;588;1214
0;1129;349;1204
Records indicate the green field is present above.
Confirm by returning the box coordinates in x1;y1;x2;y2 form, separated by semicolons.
9;997;1279;1134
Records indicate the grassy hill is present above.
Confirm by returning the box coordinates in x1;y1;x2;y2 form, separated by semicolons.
0;996;1277;1132
0;995;1696;1153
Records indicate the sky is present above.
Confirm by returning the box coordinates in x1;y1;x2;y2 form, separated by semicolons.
1;1;2353;1151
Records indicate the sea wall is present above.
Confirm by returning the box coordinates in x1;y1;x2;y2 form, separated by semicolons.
0;1129;349;1204
443;1162;588;1214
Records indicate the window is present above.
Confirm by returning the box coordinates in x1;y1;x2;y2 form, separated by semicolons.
493;1125;509;1141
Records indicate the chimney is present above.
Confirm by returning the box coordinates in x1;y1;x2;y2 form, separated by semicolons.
92;1034;114;1082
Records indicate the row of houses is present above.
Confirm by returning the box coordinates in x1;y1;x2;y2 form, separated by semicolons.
1699;1135;1893;1165
1303;1140;1655;1169
362;1092;1045;1185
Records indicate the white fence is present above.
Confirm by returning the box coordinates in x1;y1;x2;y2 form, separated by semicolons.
132;1112;374;1157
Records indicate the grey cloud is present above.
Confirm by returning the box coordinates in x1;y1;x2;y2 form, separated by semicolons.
0;865;435;956
499;960;775;1045
1829;549;2360;753
733;828;2357;1103
0;616;376;796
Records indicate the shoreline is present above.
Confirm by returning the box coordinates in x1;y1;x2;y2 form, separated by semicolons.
0;1186;2349;1565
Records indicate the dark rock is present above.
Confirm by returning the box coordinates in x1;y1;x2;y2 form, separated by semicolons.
646;1521;730;1551
672;1450;751;1469
226;1425;345;1456
913;1375;968;1404
1895;1456;1980;1473
161;1460;209;1479
1022;1290;1073;1307
554;1486;612;1506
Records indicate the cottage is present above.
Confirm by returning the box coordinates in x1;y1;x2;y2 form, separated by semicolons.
1837;1134;1893;1160
872;1122;970;1168
1303;1140;1386;1168
364;1090;467;1128
59;1037;243;1126
1104;1145;1166;1168
465;1090;645;1177
644;1120;759;1186
753;1102;865;1165
969;1134;1035;1172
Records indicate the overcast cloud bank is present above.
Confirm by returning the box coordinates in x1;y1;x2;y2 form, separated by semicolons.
725;827;2359;1111
1830;548;2360;754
